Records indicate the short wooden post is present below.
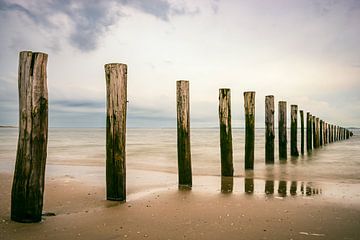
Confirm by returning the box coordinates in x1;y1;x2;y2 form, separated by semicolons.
278;101;287;160
290;105;299;156
177;80;192;187
219;89;233;176
244;92;255;169
11;51;48;222
265;95;275;164
105;63;127;201
300;110;304;155
306;113;312;151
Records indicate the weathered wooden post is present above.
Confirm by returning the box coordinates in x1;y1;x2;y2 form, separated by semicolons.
105;63;127;201
265;95;275;164
219;89;233;176
324;122;327;145
320;120;323;146
312;116;316;148
244;92;255;169
316;118;320;147
300;110;304;155
221;176;234;193
290;105;299;156
11;51;48;222
278;101;287;160
306;113;312;151
177;80;192;187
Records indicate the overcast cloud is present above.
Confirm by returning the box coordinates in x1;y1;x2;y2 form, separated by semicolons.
0;0;359;128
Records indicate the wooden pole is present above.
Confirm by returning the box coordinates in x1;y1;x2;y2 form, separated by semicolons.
290;105;299;156
11;51;48;222
320;120;323;146
219;89;233;176
176;80;192;187
312;116;316;148
278;101;287;160
105;63;127;201
221;176;234;193
244;92;255;169
265;95;275;164
315;117;320;148
306;113;312;152
324;122;327;145
300;110;304;155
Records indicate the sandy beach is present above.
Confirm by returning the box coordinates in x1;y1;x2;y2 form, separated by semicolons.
1;171;360;240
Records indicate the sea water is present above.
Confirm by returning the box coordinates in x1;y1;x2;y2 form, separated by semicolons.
1;128;360;200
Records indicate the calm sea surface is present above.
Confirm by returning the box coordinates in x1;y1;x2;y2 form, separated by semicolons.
1;128;359;184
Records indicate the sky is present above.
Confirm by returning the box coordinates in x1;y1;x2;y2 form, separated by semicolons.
0;0;359;128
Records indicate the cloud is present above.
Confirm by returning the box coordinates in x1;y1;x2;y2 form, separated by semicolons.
0;0;199;52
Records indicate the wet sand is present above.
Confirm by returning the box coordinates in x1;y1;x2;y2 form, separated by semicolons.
1;172;360;240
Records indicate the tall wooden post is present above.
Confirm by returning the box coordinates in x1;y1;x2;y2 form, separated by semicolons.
312;116;316;148
265;95;275;164
105;63;127;201
244;92;255;169
320;120;323;146
11;51;48;222
290;105;299;156
300;110;304;155
324;122;327;145
315;117;320;148
306;113;312;151
278;101;287;160
219;89;233;176
177;80;192;187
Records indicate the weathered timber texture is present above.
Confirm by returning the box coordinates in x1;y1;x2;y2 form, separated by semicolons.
290;105;299;156
306;113;312;151
219;89;233;176
324;122;327;145
300;110;304;155
221;176;234;193
11;51;48;223
278;101;287;160
312;116;316;148
244;92;255;169
105;63;127;201
176;80;192;187
320;120;323;146
315;117;320;148
265;95;275;164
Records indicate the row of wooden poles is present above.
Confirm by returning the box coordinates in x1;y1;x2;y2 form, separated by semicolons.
10;52;353;223
178;82;353;182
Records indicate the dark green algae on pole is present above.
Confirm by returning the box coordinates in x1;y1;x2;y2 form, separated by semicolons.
11;51;49;223
177;80;192;188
